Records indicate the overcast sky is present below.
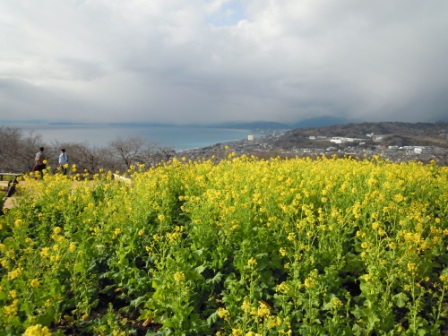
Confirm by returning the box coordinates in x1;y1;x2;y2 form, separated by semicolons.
1;0;447;125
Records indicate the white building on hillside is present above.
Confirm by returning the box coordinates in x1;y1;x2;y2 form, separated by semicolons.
330;137;363;144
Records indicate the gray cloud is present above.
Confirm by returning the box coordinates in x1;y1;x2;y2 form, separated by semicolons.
1;0;447;124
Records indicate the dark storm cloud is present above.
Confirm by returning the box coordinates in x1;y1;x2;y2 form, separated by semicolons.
1;0;447;124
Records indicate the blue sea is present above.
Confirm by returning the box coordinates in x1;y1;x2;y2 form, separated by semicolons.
8;124;260;151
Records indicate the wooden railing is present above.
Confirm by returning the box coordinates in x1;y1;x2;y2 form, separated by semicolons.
0;173;21;181
0;173;21;198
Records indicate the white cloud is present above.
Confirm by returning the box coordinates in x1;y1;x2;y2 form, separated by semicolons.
1;0;447;124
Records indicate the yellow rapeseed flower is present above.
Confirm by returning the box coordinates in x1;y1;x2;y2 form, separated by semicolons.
40;247;51;258
407;262;418;274
24;324;52;336
245;332;262;336
241;298;251;312
279;248;287;257
69;242;77;252
173;271;186;283
247;257;257;267
276;282;290;294
3;300;18;319
7;267;23;281
30;278;40;288
9;290;17;299
330;297;343;309
217;307;230;320
304;277;315;289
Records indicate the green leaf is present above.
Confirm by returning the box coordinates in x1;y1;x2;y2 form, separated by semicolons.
194;264;207;274
206;272;223;285
393;292;409;308
192;249;204;257
418;328;427;336
206;310;219;326
130;296;147;308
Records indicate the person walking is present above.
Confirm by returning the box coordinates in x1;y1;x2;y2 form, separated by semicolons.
58;148;69;174
33;147;46;177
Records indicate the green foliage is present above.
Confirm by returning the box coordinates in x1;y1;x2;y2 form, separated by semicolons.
0;157;447;335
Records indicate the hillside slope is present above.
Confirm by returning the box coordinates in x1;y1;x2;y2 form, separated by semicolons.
273;122;448;149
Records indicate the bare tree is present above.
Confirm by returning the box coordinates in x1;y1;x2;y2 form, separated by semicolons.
0;127;47;173
104;137;167;172
0;127;174;175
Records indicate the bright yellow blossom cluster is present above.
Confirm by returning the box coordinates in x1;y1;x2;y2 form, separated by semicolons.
0;155;446;335
24;324;52;336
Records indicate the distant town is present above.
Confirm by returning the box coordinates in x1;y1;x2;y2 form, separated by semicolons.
177;122;448;165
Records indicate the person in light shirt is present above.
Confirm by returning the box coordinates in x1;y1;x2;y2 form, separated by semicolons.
58;148;69;174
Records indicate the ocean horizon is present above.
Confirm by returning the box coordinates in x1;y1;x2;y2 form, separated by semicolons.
6;123;261;151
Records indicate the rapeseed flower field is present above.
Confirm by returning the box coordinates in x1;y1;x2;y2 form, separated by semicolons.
0;155;447;335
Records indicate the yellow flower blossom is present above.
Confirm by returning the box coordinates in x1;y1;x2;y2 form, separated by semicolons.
246;332;262;336
69;242;77;252
247;257;257;267
173;271;186;283
241;298;251;312
8;267;23;281
407;262;418;274
9;290;17;299
276;282;290;294
30;278;41;288
287;232;296;241
304;277;315;289
217;307;230;320
40;247;51;258
3;300;18;319
330;297;343;309
24;324;52;336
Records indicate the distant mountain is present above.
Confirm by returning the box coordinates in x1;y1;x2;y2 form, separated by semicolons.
290;116;349;128
201;116;350;130
204;121;290;129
